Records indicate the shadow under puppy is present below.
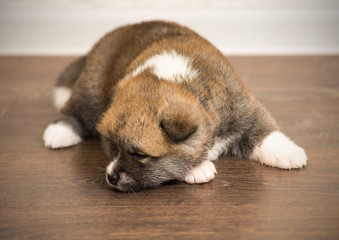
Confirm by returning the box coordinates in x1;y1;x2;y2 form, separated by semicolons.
43;21;307;192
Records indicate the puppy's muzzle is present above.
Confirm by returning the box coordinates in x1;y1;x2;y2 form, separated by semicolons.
107;173;120;185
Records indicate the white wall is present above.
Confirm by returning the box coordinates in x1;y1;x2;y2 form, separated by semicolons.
0;0;338;55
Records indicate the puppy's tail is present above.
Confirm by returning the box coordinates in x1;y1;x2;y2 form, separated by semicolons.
53;56;86;111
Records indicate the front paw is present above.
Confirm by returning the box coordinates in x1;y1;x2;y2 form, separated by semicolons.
184;160;217;184
43;122;82;149
250;131;307;169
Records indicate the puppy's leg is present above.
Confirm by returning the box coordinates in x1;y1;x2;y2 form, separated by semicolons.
184;160;217;184
44;57;92;149
43;116;86;149
53;57;86;111
240;104;308;169
250;131;307;169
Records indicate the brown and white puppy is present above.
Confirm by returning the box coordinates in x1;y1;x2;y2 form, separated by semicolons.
43;21;307;192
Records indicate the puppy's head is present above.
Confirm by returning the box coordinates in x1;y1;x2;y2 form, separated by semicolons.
96;75;211;192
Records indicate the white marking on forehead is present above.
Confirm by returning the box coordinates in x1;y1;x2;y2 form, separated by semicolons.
106;160;117;175
131;50;198;82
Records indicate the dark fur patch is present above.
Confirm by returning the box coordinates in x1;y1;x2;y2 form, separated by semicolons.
56;57;86;87
160;105;198;142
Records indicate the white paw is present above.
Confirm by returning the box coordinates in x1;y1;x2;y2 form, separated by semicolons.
184;160;217;184
250;131;307;169
43;122;82;149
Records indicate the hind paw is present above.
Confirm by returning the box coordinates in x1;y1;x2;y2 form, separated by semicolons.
250;131;307;169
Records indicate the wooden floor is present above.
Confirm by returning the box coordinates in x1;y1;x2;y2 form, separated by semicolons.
0;56;338;240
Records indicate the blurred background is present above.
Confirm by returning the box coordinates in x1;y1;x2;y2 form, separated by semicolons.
0;0;338;55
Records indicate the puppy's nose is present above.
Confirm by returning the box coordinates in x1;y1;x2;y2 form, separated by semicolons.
107;173;120;185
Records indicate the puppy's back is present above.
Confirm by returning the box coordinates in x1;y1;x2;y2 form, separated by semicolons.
87;21;200;104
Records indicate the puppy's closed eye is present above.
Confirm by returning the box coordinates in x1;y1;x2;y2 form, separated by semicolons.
132;152;156;164
131;151;148;159
129;148;153;162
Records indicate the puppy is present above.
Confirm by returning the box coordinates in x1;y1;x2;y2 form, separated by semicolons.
43;21;307;192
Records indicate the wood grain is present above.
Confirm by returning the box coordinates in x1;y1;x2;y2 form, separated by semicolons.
0;56;338;240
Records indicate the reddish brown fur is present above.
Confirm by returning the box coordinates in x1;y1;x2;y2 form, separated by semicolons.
49;20;281;191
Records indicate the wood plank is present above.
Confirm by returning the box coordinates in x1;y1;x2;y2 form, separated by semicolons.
0;56;338;240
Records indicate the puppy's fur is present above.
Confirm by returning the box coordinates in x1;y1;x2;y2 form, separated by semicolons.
43;21;307;192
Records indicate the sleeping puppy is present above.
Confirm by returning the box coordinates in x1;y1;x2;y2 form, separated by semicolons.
43;21;307;192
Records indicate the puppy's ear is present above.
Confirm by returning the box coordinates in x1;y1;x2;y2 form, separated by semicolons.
160;100;200;142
